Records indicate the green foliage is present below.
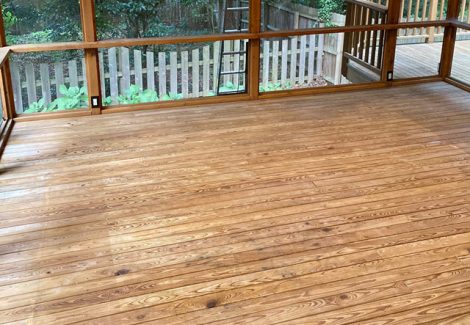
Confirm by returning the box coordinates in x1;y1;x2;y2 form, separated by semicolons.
24;86;88;114
259;81;293;92
218;81;245;93
52;85;88;110
117;85;159;104
317;0;344;25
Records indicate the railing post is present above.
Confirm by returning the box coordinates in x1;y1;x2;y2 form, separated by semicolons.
440;0;460;78
381;0;401;83
427;0;439;43
80;0;102;115
248;0;261;100
0;3;16;119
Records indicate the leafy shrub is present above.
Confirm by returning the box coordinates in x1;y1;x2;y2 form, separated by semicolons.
116;85;159;104
218;81;245;93
259;81;293;92
24;85;88;113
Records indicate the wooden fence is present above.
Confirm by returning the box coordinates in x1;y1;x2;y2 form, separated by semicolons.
10;36;344;112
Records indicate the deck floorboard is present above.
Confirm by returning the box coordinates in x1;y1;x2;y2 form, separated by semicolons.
0;82;469;324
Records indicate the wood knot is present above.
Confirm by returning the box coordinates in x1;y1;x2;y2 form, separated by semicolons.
114;269;130;276
339;294;348;300
206;299;218;309
322;227;333;232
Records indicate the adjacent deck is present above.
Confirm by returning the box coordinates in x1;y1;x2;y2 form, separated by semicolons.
0;82;470;324
394;40;470;80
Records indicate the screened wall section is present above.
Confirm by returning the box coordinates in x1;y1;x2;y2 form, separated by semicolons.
0;0;467;120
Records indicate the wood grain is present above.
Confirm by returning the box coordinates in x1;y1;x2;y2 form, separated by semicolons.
0;82;469;324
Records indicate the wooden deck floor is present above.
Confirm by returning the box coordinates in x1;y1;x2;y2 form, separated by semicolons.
1;82;470;324
394;40;470;80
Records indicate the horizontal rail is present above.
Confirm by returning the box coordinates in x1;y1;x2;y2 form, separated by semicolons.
451;20;470;30
7;21;452;54
0;48;9;67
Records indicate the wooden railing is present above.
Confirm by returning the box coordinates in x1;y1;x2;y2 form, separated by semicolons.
342;0;388;75
399;0;470;41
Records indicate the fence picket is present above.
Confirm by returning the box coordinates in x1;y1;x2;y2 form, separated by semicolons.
307;35;315;82
233;40;240;87
181;51;189;98
120;47;131;93
158;52;167;97
98;53;106;97
10;63;23;112
25;63;37;105
290;37;298;84
170;52;178;95
192;49;200;97
39;64;51;105
317;34;324;76
281;39;288;86
68;60;78;87
203;46;210;96
213;41;220;92
54;63;65;98
81;58;87;89
299;35;307;84
263;40;270;88
108;48;119;102
146;51;155;91
272;40;279;84
134;50;143;89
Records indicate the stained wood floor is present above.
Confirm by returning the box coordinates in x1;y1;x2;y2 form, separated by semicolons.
395;40;470;80
1;82;470;324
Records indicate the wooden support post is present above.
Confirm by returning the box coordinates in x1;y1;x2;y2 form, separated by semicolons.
427;0;439;43
381;0;401;83
439;0;460;78
248;0;261;100
0;4;16;118
80;0;102;115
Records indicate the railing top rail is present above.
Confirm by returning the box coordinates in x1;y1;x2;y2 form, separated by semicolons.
0;48;9;68
344;0;389;13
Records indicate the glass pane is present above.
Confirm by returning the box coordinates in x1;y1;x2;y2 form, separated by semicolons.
259;32;382;92
394;30;442;79
260;0;388;31
10;51;89;114
451;39;470;85
458;0;469;22
2;0;83;45
99;40;248;106
95;0;250;40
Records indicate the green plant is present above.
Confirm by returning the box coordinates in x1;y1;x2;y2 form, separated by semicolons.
259;81;293;92
24;85;88;113
117;85;159;104
24;98;48;114
51;85;88;110
218;81;245;93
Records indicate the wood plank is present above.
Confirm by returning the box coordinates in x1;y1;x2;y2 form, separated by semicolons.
108;48;119;103
0;82;469;324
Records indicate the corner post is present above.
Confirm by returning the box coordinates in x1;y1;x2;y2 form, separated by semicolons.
248;0;261;100
80;0;102;115
439;0;459;78
381;0;401;84
0;3;16;118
